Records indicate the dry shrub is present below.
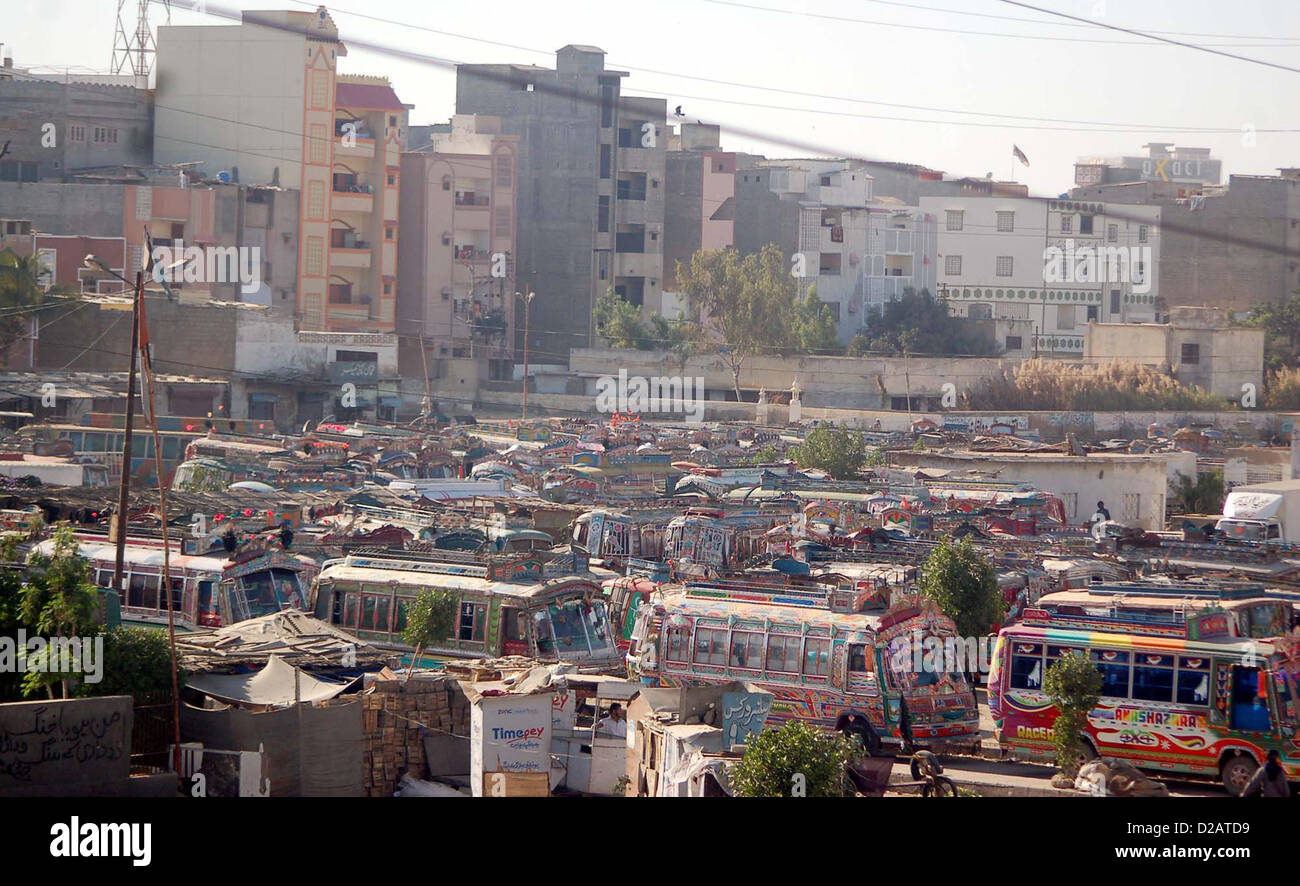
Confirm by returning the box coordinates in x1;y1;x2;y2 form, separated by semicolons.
1265;366;1300;410
965;359;1226;411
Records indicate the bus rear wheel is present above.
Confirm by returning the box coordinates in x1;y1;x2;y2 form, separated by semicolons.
1221;755;1258;795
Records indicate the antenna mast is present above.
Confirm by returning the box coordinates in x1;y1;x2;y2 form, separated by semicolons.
111;0;172;83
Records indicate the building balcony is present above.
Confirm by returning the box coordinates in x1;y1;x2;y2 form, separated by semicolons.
332;187;375;215
330;246;372;269
335;137;376;161
453;246;492;262
454;193;490;209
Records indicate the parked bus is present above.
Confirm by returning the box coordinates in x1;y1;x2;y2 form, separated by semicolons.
18;423;198;486
1033;583;1296;640
987;618;1300;792
626;587;980;751
31;535;317;631
309;548;624;672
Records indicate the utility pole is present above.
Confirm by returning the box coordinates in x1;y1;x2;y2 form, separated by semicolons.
113;271;142;595
418;331;433;427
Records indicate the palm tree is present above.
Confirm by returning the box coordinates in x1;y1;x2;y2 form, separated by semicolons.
1172;469;1225;515
0;248;78;359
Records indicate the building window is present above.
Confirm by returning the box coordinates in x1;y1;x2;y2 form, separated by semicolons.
1057;305;1075;330
495;154;513;187
386;173;395;186
945;255;962;275
1180;342;1200;365
442;175;452;191
306;237;324;274
1107;224;1118;243
945;210;964;231
389;115;397;127
597;196;610;234
385;227;394;240
1087;305;1099;321
599;144;611;179
1110;289;1120;314
1061;215;1072;234
1139;224;1149;243
383;283;392;295
494;207;511;237
1080;215;1094;235
996;211;1014;232
1005;335;1022;350
1122;493;1141;522
995;256;1013;277
68;125;85;142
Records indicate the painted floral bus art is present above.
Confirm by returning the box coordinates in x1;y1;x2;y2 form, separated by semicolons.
309;548;624;672
626;588;980;752
988;620;1300;793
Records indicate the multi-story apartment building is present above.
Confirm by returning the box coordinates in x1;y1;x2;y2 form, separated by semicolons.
152;8;407;332
1072;171;1300;315
0;57;153;182
399;114;519;381
455;46;666;356
920;195;1161;356
754;160;936;345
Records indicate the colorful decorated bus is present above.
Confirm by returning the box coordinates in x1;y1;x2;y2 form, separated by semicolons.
988;619;1300;792
626;587;980;751
309;548;624;672
30;536;317;631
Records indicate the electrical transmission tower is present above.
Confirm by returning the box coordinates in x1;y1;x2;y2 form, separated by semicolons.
111;0;172;80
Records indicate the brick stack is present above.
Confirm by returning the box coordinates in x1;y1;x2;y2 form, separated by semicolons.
361;675;471;797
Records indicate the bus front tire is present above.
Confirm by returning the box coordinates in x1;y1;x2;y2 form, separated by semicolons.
1221;754;1258;795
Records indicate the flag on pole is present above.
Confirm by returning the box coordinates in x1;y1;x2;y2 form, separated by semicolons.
1012;145;1030;167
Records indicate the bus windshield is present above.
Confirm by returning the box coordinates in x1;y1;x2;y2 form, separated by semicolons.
884;631;968;691
533;598;612;659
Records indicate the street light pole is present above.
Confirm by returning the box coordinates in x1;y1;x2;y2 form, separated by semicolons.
519;291;535;420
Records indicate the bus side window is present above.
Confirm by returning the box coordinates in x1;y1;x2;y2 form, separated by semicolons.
1009;644;1044;690
848;643;871;673
1230;667;1272;732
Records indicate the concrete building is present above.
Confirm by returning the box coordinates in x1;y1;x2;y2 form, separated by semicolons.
153;7;408;332
0;59;154;182
1083;306;1264;400
1074;143;1223;191
399;114;520;381
889;449;1173;530
455;46;666;355
921;195;1161;356
0;178;299;306
1071;171;1300;315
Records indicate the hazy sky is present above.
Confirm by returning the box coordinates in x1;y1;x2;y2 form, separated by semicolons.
6;0;1298;197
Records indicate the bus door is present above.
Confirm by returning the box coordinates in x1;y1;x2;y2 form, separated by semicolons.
220;578;251;626
1228;665;1273;734
501;606;529;657
841;642;880;701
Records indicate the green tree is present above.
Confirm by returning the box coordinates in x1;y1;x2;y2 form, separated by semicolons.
1043;652;1103;779
1245;292;1300;369
0;248;78;358
593;287;647;350
730;720;855;797
849;287;996;358
677;244;797;400
74;627;179;701
791;284;840;354
790;425;868;480
19;525;102;698
402;588;458;679
0;539;26;702
1171;469;1225;515
918;537;1004;638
